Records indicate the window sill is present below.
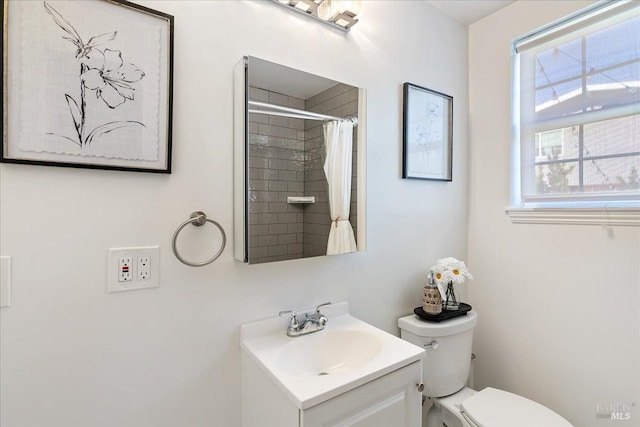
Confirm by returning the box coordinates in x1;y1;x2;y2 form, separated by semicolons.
506;207;640;226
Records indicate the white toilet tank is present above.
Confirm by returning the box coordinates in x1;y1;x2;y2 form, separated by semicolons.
398;311;477;398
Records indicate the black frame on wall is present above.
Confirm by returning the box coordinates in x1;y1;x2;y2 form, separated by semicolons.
1;0;174;173
402;82;453;181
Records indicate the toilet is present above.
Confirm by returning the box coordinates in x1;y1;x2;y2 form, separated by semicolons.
398;311;573;427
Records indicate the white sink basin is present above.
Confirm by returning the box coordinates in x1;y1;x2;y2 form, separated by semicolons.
275;329;382;377
240;302;425;409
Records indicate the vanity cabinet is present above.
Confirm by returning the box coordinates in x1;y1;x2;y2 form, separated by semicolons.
240;303;425;427
242;354;422;427
301;361;422;427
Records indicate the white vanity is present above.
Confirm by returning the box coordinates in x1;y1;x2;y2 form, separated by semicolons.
240;302;425;427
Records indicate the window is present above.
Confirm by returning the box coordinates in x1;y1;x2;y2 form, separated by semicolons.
512;1;639;213
535;129;564;159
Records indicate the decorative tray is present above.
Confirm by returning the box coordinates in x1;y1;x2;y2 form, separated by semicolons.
414;302;472;322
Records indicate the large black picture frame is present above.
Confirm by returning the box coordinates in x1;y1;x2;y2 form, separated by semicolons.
1;0;174;173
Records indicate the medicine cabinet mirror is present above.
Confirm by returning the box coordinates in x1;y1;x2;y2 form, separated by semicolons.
233;56;367;264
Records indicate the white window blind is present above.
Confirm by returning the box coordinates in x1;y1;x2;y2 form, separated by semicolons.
512;1;640;208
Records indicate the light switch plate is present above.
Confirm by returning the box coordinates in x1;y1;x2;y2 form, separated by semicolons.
108;247;159;293
0;256;11;308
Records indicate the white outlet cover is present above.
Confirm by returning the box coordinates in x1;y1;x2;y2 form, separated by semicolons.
108;247;160;293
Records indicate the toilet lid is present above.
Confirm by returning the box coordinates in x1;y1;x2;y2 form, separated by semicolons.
461;387;572;427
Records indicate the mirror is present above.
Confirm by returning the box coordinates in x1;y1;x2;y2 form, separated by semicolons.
234;56;366;264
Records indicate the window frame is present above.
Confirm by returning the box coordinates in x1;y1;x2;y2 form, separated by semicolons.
509;0;640;225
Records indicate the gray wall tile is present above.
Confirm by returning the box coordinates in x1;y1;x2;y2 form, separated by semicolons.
247;84;358;263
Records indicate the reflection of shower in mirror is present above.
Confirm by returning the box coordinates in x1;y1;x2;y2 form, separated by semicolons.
233;56;367;264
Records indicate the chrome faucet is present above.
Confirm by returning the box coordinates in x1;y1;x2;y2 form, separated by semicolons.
279;302;332;337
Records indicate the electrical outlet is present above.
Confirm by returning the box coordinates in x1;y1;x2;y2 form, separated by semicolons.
108;247;159;293
137;256;150;280
118;257;133;282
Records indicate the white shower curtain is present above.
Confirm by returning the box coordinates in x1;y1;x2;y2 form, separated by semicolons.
323;119;357;255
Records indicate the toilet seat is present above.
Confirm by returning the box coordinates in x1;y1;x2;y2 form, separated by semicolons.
460;387;572;427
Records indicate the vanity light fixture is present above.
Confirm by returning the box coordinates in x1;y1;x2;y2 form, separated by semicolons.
266;0;361;31
294;0;320;14
318;0;361;29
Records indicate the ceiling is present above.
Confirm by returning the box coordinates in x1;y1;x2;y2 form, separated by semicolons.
426;0;516;25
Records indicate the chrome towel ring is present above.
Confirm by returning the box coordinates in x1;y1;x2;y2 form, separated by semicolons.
172;211;226;267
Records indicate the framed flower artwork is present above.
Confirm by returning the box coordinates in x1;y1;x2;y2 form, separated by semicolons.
402;82;453;181
2;0;174;173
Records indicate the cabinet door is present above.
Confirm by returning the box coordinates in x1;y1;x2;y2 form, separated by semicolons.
301;361;422;427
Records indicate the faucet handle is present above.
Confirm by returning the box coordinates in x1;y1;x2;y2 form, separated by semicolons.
315;302;332;314
279;310;298;328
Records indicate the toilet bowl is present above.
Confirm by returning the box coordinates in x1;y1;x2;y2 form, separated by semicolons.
398;311;572;427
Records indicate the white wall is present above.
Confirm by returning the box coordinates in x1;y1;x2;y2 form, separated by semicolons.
0;1;469;425
468;2;640;426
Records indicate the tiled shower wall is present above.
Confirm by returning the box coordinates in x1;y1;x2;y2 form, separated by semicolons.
248;87;306;263
303;84;359;258
247;83;358;263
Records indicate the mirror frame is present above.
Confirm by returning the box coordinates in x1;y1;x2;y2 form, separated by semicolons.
233;56;367;264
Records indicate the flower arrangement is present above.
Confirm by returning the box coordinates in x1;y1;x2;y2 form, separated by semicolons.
430;257;473;310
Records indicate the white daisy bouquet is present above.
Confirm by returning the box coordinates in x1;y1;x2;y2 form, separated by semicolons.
430;257;473;310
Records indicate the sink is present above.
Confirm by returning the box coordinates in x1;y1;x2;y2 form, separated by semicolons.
240;302;425;409
275;330;382;377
